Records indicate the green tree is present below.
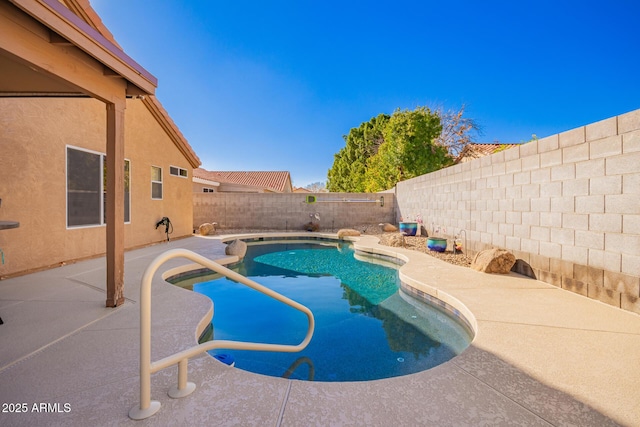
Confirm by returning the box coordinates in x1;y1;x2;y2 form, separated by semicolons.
327;114;389;192
327;105;476;192
364;107;448;192
304;181;328;192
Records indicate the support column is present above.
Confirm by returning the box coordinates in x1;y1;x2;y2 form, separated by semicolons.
105;101;126;307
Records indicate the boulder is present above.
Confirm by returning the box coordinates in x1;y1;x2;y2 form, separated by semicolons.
471;248;516;274
387;233;404;247
379;222;398;232
198;222;216;236
337;228;361;238
225;239;247;259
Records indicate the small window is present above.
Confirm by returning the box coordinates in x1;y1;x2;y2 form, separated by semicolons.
202;187;216;193
151;166;163;199
170;166;188;178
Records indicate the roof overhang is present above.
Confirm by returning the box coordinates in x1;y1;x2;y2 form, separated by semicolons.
1;0;156;99
143;96;201;168
193;177;221;187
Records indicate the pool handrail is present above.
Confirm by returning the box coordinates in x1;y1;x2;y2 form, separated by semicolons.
129;248;315;420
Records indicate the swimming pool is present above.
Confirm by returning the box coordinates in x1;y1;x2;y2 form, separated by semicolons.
174;240;472;382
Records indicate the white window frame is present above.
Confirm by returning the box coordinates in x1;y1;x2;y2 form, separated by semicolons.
66;145;131;228
202;187;216;193
169;165;188;178
151;165;163;200
119;158;132;224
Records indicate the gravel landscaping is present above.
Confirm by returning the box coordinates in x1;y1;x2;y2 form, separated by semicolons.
369;230;473;268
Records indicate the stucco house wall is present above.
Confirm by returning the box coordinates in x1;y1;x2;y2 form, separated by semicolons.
0;97;195;277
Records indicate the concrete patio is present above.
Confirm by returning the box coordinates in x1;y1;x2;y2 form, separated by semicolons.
1;234;639;426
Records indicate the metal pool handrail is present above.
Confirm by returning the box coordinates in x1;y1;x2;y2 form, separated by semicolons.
129;248;315;420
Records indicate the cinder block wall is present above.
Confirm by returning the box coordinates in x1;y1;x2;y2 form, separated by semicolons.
395;109;640;314
194;192;395;232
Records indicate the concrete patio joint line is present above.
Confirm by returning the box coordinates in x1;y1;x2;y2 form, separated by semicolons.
276;380;292;427
478;319;640;336
452;361;556;426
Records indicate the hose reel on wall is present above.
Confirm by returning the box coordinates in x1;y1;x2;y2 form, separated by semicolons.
155;217;173;241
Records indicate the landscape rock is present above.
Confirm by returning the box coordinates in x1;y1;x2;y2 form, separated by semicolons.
471;248;516;274
337;228;361;238
225;239;247;259
379;222;398;232
387;233;405;247
198;222;216;236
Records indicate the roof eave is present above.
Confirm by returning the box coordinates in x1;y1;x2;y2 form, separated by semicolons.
193;177;220;186
9;0;157;96
142;96;201;168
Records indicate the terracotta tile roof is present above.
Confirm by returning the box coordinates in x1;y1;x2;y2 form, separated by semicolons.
455;143;520;163
293;187;311;193
194;169;292;193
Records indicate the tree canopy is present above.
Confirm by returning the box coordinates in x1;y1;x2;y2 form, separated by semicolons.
435;104;482;158
327;105;477;192
326;114;389;193
304;181;328;192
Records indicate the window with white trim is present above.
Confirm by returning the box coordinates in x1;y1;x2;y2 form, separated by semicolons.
151;166;163;199
66;146;130;227
202;187;216;193
169;166;188;178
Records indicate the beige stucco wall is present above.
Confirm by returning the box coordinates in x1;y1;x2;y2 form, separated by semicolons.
0;97;194;277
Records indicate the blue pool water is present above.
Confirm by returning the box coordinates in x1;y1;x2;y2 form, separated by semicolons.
191;241;472;382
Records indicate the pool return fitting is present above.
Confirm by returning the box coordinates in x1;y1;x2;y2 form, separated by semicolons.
129;248;315;420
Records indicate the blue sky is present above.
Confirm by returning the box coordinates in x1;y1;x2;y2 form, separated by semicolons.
92;1;640;187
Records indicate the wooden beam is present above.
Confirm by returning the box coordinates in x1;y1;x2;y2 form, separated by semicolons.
125;83;148;97
7;0;156;94
49;30;72;45
103;66;120;77
105;101;126;307
0;1;127;102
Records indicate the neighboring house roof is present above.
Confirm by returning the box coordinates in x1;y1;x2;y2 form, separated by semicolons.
455;143;520;163
194;169;293;193
193;177;220;187
293;187;311;193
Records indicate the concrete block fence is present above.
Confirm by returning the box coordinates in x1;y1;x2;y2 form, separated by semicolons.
395;109;640;314
193;192;395;233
